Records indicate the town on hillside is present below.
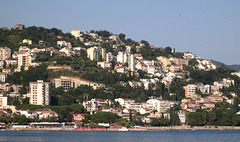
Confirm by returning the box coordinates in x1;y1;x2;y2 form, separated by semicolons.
0;24;240;130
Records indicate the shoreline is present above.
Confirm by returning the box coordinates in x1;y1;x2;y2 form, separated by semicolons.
6;126;240;131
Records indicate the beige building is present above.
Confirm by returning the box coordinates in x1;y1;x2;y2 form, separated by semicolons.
59;47;72;56
173;58;189;65
0;73;7;82
17;51;32;70
156;56;172;66
54;76;105;91
22;39;32;45
29;80;50;106
87;46;106;61
0;47;11;60
71;30;81;38
0;94;7;107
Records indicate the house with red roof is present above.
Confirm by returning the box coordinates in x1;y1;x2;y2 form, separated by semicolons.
72;113;87;121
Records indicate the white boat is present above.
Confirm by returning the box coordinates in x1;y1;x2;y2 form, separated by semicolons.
118;127;129;131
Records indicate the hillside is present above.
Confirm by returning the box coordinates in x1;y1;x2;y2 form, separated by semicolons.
211;60;240;71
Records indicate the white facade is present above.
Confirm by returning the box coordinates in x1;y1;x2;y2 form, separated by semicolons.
146;99;173;113
178;110;186;124
115;98;135;106
83;99;99;112
57;41;68;47
117;52;129;63
29;80;50;106
0;94;7;107
184;84;196;98
0;73;7;82
128;54;135;72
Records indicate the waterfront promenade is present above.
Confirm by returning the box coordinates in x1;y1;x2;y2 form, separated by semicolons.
7;125;240;131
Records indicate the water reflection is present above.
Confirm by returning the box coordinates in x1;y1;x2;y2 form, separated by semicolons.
0;130;240;142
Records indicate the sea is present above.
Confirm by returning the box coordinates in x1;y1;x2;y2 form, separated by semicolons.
0;130;239;142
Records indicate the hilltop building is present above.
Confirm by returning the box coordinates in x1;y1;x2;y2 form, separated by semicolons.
71;30;81;38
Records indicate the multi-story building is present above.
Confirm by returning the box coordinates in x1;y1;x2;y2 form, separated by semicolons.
156;56;171;66
83;99;99;112
184;84;197;98
128;54;135;71
54;76;105;91
106;52;115;63
87;46;106;61
115;98;135;106
5;58;17;66
0;60;5;69
117;52;128;63
146;99;177;113
29;80;50;106
17;51;32;70
0;47;11;60
101;48;106;60
0;94;7;107
173;58;189;66
0;73;7;82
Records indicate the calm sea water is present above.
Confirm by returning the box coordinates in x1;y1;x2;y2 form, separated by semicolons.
0;130;239;142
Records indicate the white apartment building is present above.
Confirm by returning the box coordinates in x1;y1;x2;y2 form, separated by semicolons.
146;99;175;113
184;84;197;98
29;80;50;106
83;99;99;112
117;52;128;63
115;98;135;106
128;54;135;71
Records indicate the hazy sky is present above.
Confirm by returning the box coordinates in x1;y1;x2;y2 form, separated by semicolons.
1;0;240;65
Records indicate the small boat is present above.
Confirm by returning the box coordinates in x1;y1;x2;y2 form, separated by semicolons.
118;127;129;131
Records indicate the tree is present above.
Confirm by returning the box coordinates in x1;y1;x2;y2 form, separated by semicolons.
91;112;120;123
140;40;150;47
13;114;30;125
165;47;172;55
119;33;126;41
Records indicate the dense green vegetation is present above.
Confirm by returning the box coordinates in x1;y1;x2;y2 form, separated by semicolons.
0;27;81;51
139;46;183;60
188;66;234;84
2;25;240;126
186;101;240;126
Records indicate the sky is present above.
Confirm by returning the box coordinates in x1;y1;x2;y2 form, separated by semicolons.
0;0;240;65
